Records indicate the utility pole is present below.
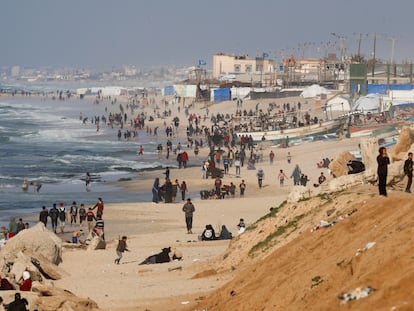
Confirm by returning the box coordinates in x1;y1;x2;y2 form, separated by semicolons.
389;36;397;65
372;33;377;78
357;33;362;60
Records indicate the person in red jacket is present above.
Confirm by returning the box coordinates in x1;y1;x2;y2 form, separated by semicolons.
181;151;189;168
19;271;32;291
92;197;104;218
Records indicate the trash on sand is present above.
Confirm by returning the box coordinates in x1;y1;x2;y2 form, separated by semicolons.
311;220;334;232
311;208;358;232
337;286;375;304
355;242;376;256
181;301;190;305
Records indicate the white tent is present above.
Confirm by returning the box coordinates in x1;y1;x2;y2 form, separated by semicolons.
353;94;391;112
326;94;351;112
300;84;330;98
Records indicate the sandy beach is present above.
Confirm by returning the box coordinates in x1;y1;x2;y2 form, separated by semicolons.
4;94;365;310
53;96;362;310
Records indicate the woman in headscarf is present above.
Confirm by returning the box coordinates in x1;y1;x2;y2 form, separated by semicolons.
20;271;32;291
152;178;159;203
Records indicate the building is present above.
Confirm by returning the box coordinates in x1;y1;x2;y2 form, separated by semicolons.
212;53;274;83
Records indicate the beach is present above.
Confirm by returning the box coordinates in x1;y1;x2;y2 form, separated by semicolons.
1;93;364;310
51;115;360;310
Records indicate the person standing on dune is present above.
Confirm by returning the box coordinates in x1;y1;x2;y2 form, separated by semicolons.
377;147;390;196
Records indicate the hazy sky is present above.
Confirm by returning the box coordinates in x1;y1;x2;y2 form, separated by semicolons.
2;0;414;70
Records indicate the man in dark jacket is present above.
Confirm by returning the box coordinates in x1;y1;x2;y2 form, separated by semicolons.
404;152;413;193
49;204;59;233
182;198;195;234
7;293;28;311
39;206;49;227
377;147;390;196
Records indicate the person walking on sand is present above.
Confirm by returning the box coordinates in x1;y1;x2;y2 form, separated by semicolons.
70;201;78;227
182;198;195;234
269;150;275;164
115;236;129;264
58;202;66;233
278;169;288;186
152;178;160;203
257;168;264;188
92;197;104;218
287;152;292;164
181;150;189;168
39;206;49;227
234;157;241;177
291;164;301;186
239;180;246;197
49;203;59;233
377;146;390;196
86;208;96;233
79;203;86;227
180;180;188;201
404;152;413;193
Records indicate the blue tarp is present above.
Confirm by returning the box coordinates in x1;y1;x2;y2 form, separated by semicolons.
163;86;175;95
367;84;414;94
214;88;231;103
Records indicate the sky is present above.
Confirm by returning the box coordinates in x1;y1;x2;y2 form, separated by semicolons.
1;0;414;70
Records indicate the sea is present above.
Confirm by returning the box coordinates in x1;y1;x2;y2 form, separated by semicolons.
0;93;177;227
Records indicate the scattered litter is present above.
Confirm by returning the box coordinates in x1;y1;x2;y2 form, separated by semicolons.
337;286;375;304
311;208;358;232
193;258;200;262
181;301;190;305
355;242;376;256
168;266;182;272
311;220;333;232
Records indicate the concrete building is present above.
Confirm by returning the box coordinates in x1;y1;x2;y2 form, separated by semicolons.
212;53;274;79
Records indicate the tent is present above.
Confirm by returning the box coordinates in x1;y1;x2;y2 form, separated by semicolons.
300;84;330;98
353;94;391;112
326;94;351;112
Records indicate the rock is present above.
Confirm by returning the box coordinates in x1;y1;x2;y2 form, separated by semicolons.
328;151;356;177
360;138;379;173
0;222;62;266
393;126;414;157
33;285;100;311
24;249;64;280
86;236;106;251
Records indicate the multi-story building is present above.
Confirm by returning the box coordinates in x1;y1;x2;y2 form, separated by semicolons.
212;53;274;81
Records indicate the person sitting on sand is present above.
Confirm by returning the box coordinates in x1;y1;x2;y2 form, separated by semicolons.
7;293;28;311
19;271;32;291
0;275;14;290
313;172;327;187
237;218;246;235
218;225;233;240
201;224;216;241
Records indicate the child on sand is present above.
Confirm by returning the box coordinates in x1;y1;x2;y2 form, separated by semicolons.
115;236;129;264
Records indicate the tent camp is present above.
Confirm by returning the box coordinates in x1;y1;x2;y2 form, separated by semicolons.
300;84;330;98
